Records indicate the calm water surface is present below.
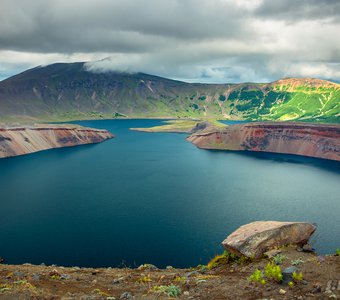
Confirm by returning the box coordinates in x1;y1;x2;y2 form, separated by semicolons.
0;119;339;268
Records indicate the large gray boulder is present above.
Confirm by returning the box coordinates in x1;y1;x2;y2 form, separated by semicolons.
222;221;316;258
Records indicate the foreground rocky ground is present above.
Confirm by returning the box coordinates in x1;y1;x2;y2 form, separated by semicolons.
0;246;339;300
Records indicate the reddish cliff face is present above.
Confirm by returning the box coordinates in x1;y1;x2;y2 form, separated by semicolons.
187;122;340;161
0;125;114;158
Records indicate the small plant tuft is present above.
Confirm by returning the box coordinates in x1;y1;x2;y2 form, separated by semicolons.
207;250;249;269
248;262;283;285
153;284;181;298
248;269;266;285
272;254;286;265
137;275;152;284
335;248;340;256
291;258;304;266
264;262;283;283
292;271;303;282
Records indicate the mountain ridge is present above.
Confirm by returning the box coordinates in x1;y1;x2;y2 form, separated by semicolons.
0;62;339;124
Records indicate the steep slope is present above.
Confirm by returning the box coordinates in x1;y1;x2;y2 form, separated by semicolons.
0;125;113;158
187;122;340;161
0;63;339;123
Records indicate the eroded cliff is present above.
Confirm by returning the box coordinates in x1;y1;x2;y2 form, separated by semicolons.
187;122;340;161
0;125;114;158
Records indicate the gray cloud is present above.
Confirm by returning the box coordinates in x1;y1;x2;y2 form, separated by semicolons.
0;0;339;83
256;0;340;22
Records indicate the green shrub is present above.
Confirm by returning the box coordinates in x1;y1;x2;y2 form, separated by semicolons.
335;248;340;256
264;262;283;283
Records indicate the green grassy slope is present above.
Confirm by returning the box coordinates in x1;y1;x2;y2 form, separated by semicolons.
0;63;339;124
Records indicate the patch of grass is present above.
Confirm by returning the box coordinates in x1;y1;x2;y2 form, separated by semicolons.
137;275;152;284
173;276;186;284
0;284;12;293
153;284;181;298
131;119;199;133
248;262;283;285
93;288;110;297
335;248;340;256
207;250;247;269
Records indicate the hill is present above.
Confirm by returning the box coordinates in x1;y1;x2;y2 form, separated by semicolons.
0;62;339;123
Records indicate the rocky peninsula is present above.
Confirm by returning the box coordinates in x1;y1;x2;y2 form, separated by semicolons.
188;122;340;161
0;125;114;158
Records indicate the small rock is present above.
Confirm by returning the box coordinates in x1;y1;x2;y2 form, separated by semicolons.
185;270;200;277
32;273;41;281
279;289;286;295
112;277;125;284
183;291;190;296
282;266;298;284
60;274;71;280
14;271;25;278
166;266;174;270
325;290;338;299
40;263;46;266
91;279;97;284
49;269;60;277
312;283;322;293
120;292;133;300
137;264;158;270
317;256;325;263
264;249;282;259
302;244;314;252
297;296;303;300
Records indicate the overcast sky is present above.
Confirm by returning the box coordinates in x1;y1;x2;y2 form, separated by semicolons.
0;0;339;83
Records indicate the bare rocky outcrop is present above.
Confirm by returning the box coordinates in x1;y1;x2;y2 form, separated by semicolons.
222;221;316;258
0;125;114;158
187;122;340;161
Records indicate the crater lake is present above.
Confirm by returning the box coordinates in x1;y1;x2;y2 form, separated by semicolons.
0;119;339;268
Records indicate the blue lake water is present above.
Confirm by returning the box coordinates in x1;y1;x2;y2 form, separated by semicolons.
0;119;339;268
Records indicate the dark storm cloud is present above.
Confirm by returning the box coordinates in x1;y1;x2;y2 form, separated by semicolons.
0;0;250;53
0;0;339;83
